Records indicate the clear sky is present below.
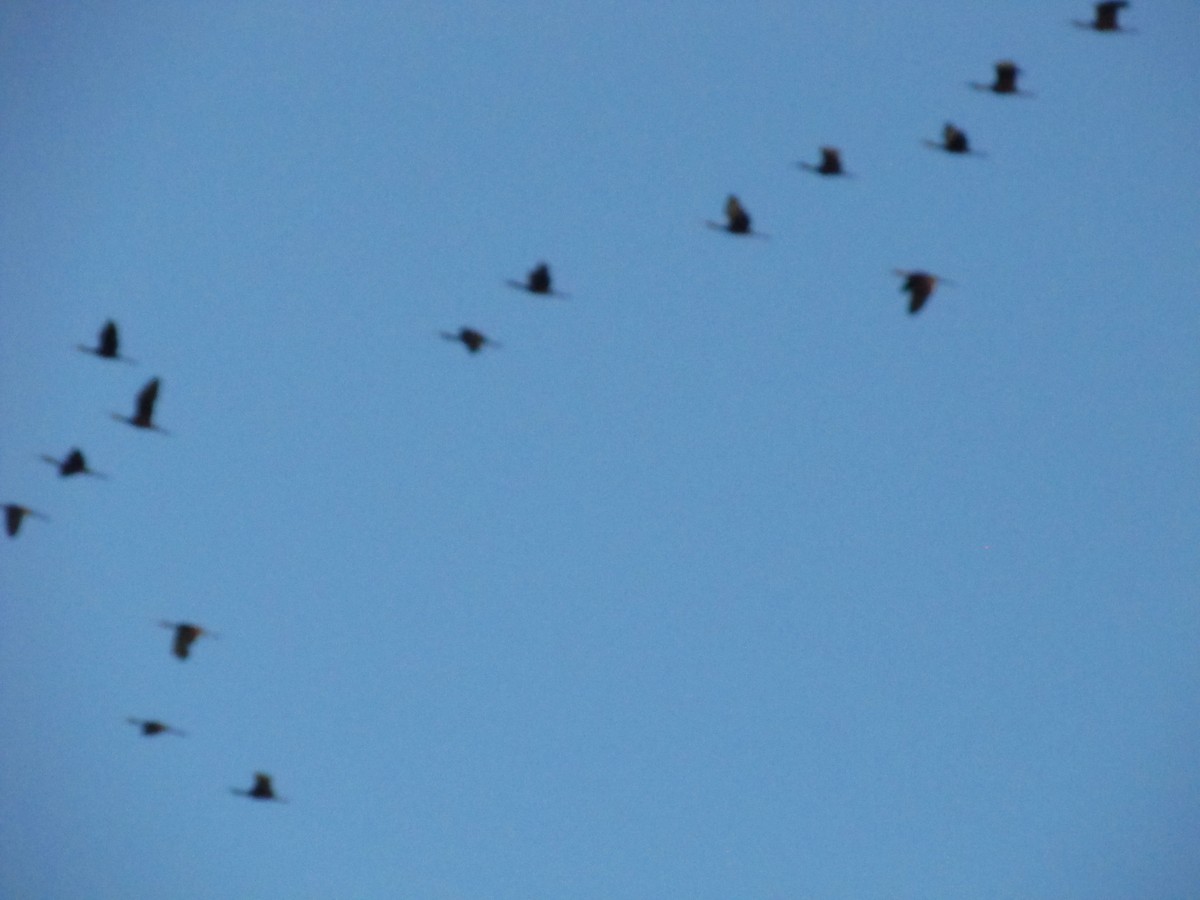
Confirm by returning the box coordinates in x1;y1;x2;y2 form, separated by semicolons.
2;3;1198;898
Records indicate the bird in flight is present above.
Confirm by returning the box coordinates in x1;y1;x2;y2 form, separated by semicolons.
441;327;497;353
707;195;764;236
970;61;1030;96
924;123;982;156
894;270;950;315
1074;1;1132;31
797;147;847;176
507;262;567;298
3;504;49;538
159;621;212;660
127;717;186;737
78;320;135;363
113;377;167;433
232;772;285;802
40;448;107;479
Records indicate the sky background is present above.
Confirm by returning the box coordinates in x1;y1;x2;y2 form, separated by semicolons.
1;2;1198;898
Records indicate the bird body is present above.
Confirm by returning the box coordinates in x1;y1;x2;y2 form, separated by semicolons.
925;123;983;156
971;61;1028;96
78;320;134;362
127;717;185;737
113;377;166;432
41;448;106;478
441;328;496;353
707;195;763;236
3;504;48;537
1074;1;1130;31
507;262;565;297
798;147;845;176
894;269;943;315
160;621;209;659
233;772;284;801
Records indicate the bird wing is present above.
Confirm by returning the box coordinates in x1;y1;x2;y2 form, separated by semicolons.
136;378;160;421
100;321;119;356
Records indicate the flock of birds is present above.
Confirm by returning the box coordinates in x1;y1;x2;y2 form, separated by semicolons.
3;1;1137;812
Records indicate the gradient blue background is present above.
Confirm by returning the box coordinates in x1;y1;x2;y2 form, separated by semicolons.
2;3;1198;898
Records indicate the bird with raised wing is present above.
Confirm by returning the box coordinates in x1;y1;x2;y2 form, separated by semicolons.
3;504;49;538
707;195;763;236
78;320;135;363
1074;1;1131;31
507;262;567;297
894;270;952;315
232;772;285;801
971;61;1030;96
797;147;847;176
924;123;982;156
113;378;167;433
159;621;211;660
40;448;107;479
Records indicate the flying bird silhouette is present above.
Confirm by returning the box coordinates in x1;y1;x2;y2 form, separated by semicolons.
78;320;135;363
40;448;107;479
970;61;1030;96
3;504;49;538
127;717;186;737
894;270;951;315
159;621;211;660
232;772;284;801
797;147;847;176
706;195;764;236
506;262;567;297
924;123;983;156
441;328;497;353
113;377;167;433
1074;1;1131;31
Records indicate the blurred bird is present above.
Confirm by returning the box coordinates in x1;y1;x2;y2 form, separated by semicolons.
707;195;763;236
112;377;167;433
924;123;981;156
232;772;284;801
970;61;1030;96
127;717;185;737
894;270;951;315
78;320;135;363
507;262;567;297
40;448;107;479
797;147;847;176
1074;1;1131;31
441;328;497;353
159;621;211;660
3;504;49;538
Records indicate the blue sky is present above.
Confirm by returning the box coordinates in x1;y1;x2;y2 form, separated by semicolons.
2;3;1198;898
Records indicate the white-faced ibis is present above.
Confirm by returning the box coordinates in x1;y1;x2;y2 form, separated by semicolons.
924;123;983;156
232;772;284;801
78;320;135;363
159;621;211;660
127;717;186;737
507;262;567;297
1074;1;1131;31
113;377;167;433
971;61;1030;96
894;270;952;315
40;448;107;479
441;328;497;353
3;504;48;537
797;147;847;176
707;195;764;236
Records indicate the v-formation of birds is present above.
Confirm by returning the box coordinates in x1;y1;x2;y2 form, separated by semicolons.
3;3;1136;808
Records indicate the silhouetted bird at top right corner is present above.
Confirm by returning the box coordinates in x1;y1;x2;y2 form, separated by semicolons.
1074;1;1132;31
797;147;847;176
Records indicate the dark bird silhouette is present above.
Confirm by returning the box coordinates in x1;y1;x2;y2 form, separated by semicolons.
797;147;847;176
1074;1;1131;31
232;772;284;801
113;377;167;433
894;270;950;315
3;504;48;537
707;195;764;236
127;717;185;737
924;123;983;156
159;621;210;660
441;327;497;353
506;262;567;297
971;61;1029;96
78;320;135;362
40;448;107;479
